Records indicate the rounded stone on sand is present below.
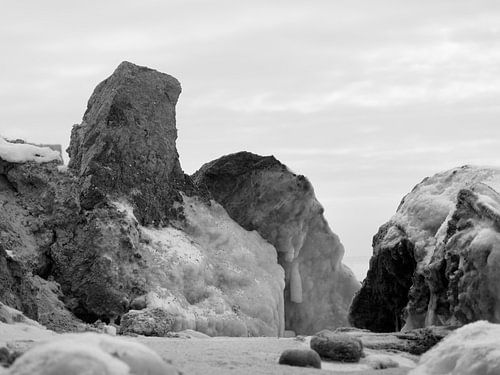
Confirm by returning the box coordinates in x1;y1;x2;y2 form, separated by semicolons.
278;348;321;369
310;330;363;362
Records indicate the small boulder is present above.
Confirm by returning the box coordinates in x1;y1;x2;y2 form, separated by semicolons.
278;349;321;369
119;308;175;336
310;330;363;362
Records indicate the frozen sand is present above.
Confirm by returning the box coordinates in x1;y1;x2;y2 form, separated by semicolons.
138;336;412;375
0;320;411;374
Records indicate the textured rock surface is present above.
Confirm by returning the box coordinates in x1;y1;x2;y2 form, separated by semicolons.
350;166;500;332
0;63;284;337
278;349;321;369
334;326;452;355
193;152;360;334
310;331;363;362
67;61;197;225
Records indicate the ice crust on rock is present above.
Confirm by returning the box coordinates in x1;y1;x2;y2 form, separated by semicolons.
117;194;285;337
193;151;360;334
350;165;500;332
410;321;500;375
0;138;61;164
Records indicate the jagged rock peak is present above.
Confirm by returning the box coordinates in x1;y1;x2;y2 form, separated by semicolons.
194;151;288;178
67;61;195;225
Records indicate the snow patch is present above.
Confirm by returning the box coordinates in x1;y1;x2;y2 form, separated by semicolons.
141;226;203;264
0;137;61;164
410;321;500;375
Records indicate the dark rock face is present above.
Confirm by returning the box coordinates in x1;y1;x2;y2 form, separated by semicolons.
310;331;363;362
349;166;500;332
349;224;417;332
67;61;196;225
0;159;83;331
278;349;321;369
193;152;360;334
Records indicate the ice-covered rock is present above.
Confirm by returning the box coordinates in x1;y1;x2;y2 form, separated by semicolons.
350;165;500;332
0;138;62;165
117;194;284;337
193;152;360;334
410;321;500;375
0;303;56;368
0;62;285;337
7;332;179;375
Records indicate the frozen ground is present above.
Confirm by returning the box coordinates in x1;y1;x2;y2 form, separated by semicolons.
1;320;412;374
138;336;412;375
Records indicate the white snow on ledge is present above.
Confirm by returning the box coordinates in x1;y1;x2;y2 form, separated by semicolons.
0;137;62;164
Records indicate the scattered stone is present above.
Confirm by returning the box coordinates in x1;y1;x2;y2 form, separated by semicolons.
119;308;175;336
278;349;321;369
310;330;363;362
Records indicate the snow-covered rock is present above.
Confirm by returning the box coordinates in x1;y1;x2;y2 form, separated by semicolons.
117;194;284;337
7;332;179;375
0;62;285;337
193;152;360;334
350;165;500;332
0;138;61;164
410;321;500;375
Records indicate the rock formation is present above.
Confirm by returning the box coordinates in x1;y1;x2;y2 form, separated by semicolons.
193;152;360;334
67;61;198;225
0;62;285;336
349;165;500;332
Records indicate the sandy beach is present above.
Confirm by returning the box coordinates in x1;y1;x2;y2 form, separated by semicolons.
138;336;412;375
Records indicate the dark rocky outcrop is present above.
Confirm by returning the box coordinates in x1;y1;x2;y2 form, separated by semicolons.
278;349;321;369
349;166;500;332
193;152;360;334
348;224;417;332
0;62;285;336
67;61;198;225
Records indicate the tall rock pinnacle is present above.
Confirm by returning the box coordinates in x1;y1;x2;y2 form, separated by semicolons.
67;61;193;225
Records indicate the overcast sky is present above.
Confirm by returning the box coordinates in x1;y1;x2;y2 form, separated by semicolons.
2;1;500;279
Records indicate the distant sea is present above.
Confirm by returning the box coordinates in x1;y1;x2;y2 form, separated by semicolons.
343;255;371;282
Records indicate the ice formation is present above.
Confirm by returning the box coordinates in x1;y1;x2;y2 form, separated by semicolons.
116;194;285;337
193;152;360;334
410;321;500;375
350;165;500;332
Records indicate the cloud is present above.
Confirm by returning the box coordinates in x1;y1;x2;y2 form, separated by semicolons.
1;0;500;277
